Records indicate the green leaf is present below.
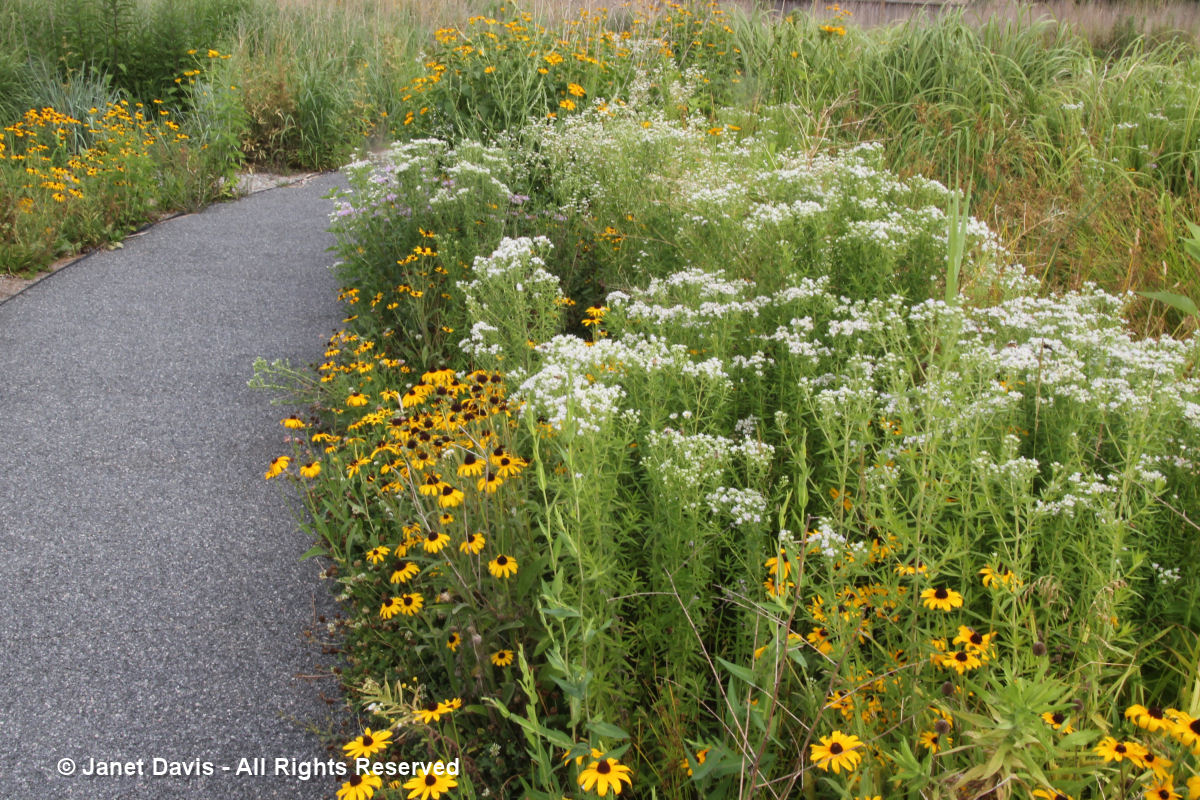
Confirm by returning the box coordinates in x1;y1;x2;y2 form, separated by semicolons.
298;544;326;561
1139;290;1199;317
715;656;757;684
586;720;630;740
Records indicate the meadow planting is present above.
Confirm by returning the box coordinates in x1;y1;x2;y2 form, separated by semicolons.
244;5;1200;799
5;0;1199;798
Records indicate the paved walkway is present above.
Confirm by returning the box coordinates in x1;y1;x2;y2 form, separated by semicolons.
0;174;347;798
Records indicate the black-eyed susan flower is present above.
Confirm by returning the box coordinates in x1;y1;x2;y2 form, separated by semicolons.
457;452;484;477
346;392;369;407
402;767;457;799
398;593;424;616
1185;776;1200;800
765;550;792;580
939;649;982;675
806;626;833;655
488;554;518;579
895;559;927;576
1126;704;1171;733
1133;749;1172;780
1144;779;1181;800
419;474;443;496
1032;789;1073;800
1095;736;1147;763
920;587;963;611
578;756;633;796
446;632;461;651
437;484;464;508
343;728;392;759
264;455;290;480
1041;711;1074;733
380;598;403;619
459;532;485;554
337;772;382;800
366;546;390;564
918;730;946;753
414;699;448;724
422;531;451;554
477;470;503;493
281;415;306;429
391;561;420;584
491;649;514;667
1167;709;1200;748
953;625;996;655
809;730;864;773
299;461;321;478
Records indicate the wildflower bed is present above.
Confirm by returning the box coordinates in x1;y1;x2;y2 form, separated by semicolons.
259;8;1200;800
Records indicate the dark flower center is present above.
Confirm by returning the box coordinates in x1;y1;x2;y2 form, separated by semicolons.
426;701;439;712
1190;719;1200;734
403;596;413;605
955;652;968;662
934;588;948;599
361;735;373;747
464;453;476;464
497;556;508;565
829;742;843;755
349;775;362;786
442;485;454;496
1051;712;1065;724
425;775;437;786
1114;743;1127;753
597;761;612;774
1149;706;1164;718
969;632;983;645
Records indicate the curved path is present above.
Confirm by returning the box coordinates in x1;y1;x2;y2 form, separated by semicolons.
0;174;347;798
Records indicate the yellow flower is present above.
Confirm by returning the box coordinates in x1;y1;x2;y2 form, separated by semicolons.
568;82;586;97
678;748;708;776
422;531;451;554
560;98;576;111
365;546;390;564
1186;776;1200;800
446;632;461;651
488;554;518;579
413;699;448;724
264;455;290;479
491;649;514;667
920;586;963;611
402;766;457;799
1032;790;1074;800
343;727;392;759
380;597;403;619
810;730;863;773
397;593;424;616
299;461;321;478
1144;779;1181;800
391;561;419;583
437;484;465;508
918;730;946;753
1094;736;1147;763
1041;711;1074;734
1126;704;1171;733
281;415;306;429
459;532;485;554
338;772;382;800
346;392;369;407
578;757;633;796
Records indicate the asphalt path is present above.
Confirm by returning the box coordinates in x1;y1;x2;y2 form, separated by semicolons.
0;174;347;798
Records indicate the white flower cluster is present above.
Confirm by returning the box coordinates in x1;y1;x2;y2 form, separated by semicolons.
705;486;768;528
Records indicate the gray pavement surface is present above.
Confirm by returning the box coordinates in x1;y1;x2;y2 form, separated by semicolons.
0;173;348;798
